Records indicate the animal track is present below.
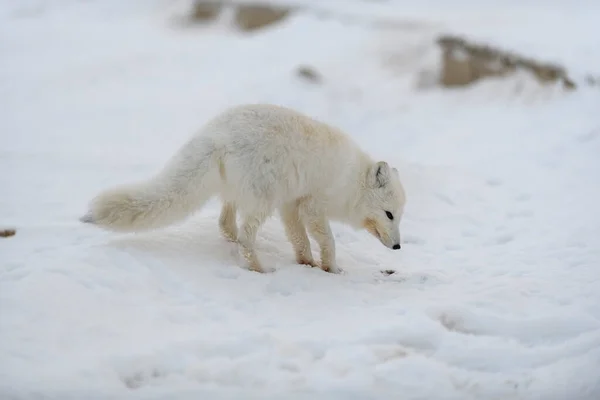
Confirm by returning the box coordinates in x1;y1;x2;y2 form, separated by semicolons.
495;233;515;245
506;209;533;219
122;367;165;389
402;234;426;245
434;192;456;206
486;177;503;187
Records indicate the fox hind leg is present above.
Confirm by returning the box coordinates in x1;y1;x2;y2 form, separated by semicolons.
237;208;271;273
219;201;238;242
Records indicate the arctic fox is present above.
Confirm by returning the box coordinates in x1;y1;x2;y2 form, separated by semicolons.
80;104;406;274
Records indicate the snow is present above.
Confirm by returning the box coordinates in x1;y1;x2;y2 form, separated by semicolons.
2;0;600;399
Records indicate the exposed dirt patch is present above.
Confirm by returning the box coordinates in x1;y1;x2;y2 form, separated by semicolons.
234;4;292;32
437;34;577;90
184;0;293;32
189;0;222;22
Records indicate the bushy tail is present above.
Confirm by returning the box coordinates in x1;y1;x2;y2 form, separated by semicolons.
80;139;220;232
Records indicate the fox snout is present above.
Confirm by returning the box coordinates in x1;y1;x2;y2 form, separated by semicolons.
387;240;401;250
363;218;401;250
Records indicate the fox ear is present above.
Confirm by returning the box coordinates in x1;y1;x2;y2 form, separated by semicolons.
369;161;390;188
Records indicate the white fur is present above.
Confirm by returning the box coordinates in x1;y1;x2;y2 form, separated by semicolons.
81;104;407;273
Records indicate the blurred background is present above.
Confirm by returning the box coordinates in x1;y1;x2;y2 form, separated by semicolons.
2;0;599;221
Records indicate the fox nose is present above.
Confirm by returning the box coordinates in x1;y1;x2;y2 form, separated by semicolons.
392;244;401;250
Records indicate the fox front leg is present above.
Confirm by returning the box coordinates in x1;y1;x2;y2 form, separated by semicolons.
298;199;341;274
280;201;318;268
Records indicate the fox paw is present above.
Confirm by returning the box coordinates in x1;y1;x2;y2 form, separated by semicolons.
248;264;267;273
297;257;319;269
221;231;238;243
321;263;342;274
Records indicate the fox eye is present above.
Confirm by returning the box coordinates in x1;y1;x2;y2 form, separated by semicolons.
385;211;394;220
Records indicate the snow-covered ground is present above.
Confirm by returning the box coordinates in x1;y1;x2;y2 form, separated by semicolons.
2;0;600;399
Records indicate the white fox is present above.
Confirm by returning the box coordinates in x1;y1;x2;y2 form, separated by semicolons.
80;104;406;274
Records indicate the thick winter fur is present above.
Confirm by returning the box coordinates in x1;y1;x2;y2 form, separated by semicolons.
80;104;407;273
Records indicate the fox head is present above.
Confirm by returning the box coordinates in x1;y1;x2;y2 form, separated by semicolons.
358;161;406;250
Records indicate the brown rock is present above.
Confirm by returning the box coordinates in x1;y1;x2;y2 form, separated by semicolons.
529;62;563;83
189;0;222;22
234;4;291;32
440;48;475;86
563;78;576;90
0;228;16;238
436;34;578;90
296;65;321;83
